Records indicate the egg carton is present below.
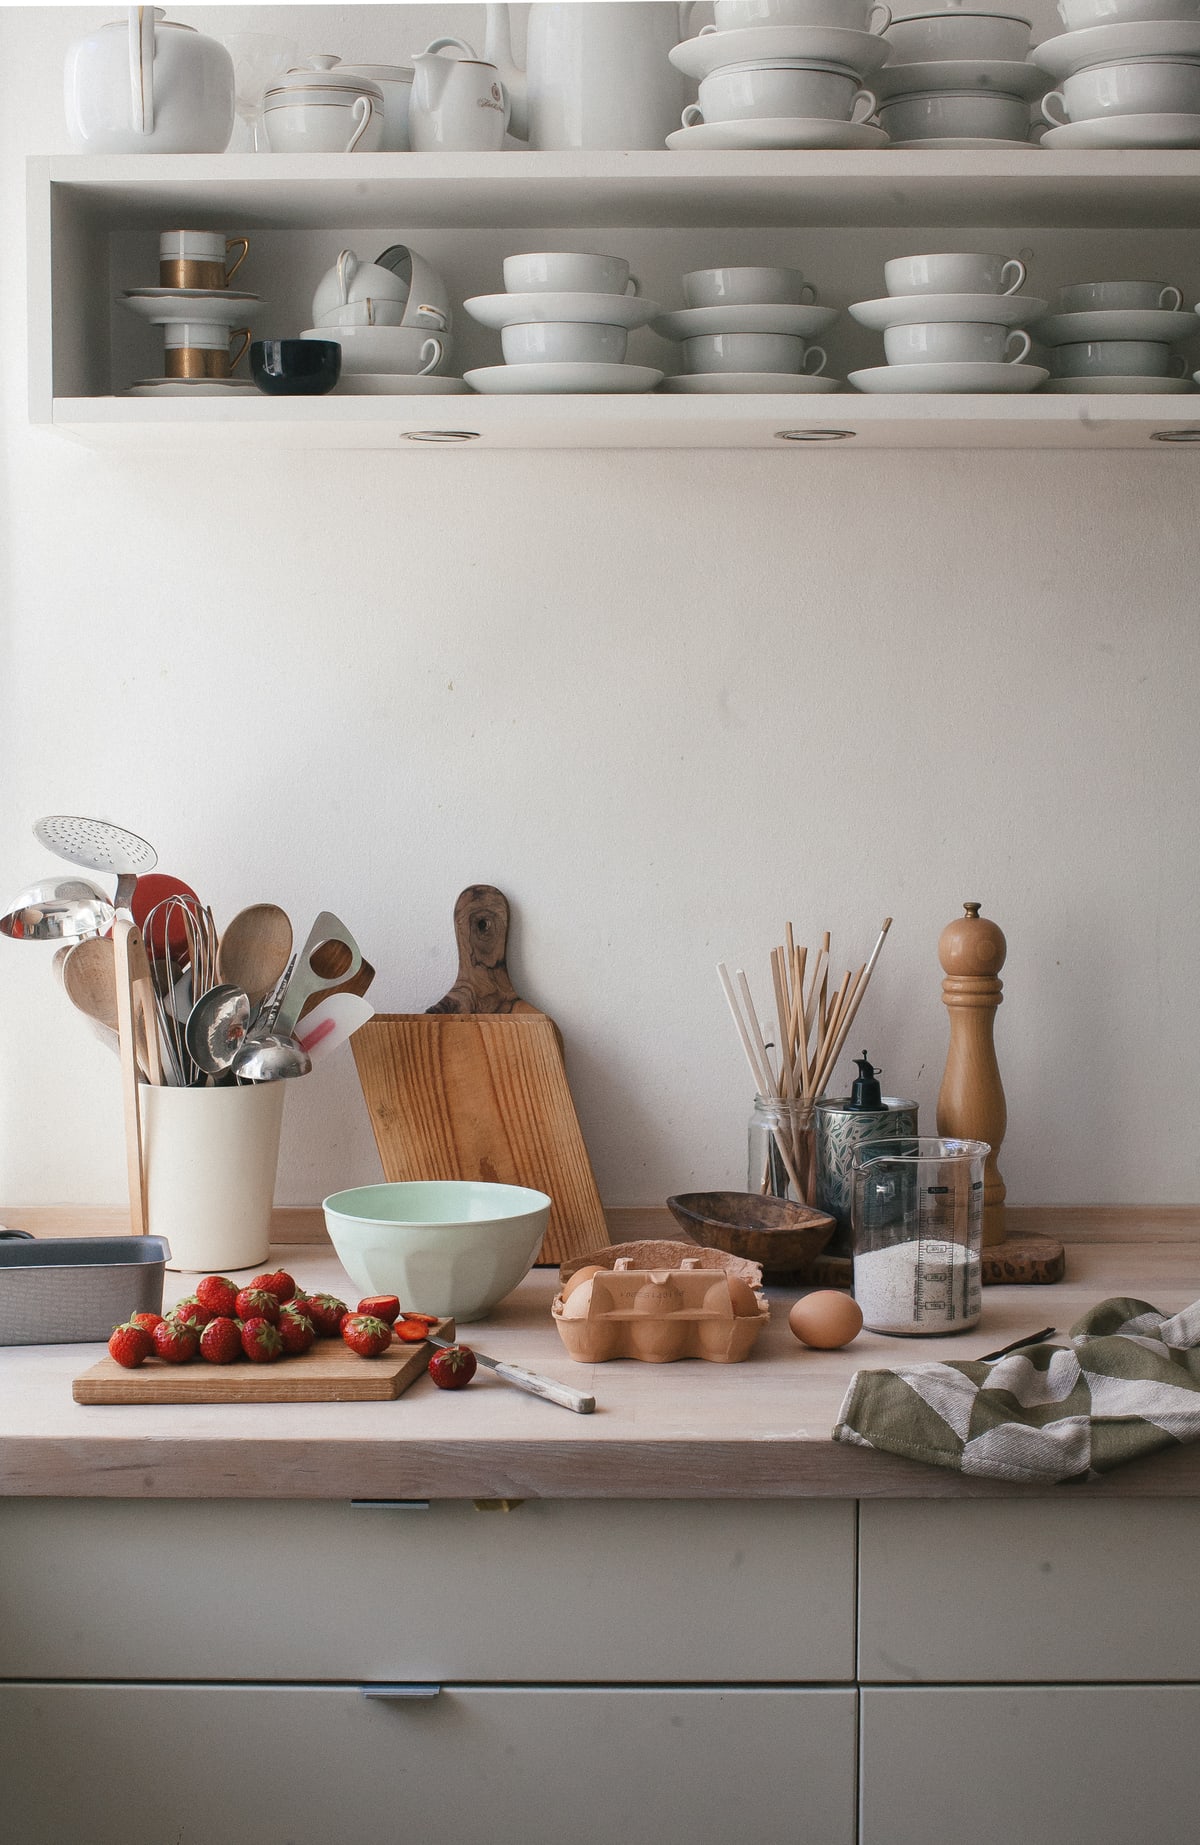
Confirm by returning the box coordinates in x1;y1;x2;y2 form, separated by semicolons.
552;1256;769;1363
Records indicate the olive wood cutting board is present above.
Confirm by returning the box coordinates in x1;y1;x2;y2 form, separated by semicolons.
72;1319;454;1404
352;886;608;1267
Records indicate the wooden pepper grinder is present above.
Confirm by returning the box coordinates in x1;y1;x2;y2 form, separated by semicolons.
937;901;1007;1247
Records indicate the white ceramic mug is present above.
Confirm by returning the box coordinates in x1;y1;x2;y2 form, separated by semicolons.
884;322;1033;365
409;38;509;152
1051;339;1186;377
878;89;1030;142
159;230;249;290
263;91;382;153
1043;60;1200;124
713;0;892;30
501;321;630;365
1056;280;1184;312
686;72;877;126
503;251;639;295
884;10;1032;61
1057;0;1199;28
683;265;815;308
884;252;1027;296
681;331;826;373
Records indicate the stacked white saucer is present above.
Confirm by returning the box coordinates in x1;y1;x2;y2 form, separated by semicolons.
464;252;662;394
875;8;1048;147
119;286;261;396
653;264;842;392
1036;279;1199;391
666;0;892;150
848;250;1048;392
1035;0;1200;147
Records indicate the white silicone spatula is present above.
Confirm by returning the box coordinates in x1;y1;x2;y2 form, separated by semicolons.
293;993;374;1063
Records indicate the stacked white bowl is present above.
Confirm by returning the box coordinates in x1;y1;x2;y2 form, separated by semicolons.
1035;279;1199;391
652;265;841;392
666;0;893;149
463;253;663;394
1036;0;1200;147
847;250;1048;392
875;9;1048;145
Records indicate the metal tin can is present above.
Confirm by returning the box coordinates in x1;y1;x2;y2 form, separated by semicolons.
814;1096;919;1257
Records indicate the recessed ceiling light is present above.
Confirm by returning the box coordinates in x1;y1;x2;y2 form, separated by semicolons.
401;429;481;443
774;428;856;442
1150;428;1200;442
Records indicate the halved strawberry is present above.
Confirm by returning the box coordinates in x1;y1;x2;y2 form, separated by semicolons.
199;1317;243;1364
108;1321;153;1369
241;1317;284;1363
395;1320;431;1344
341;1314;392;1359
234;1287;280;1325
357;1295;401;1326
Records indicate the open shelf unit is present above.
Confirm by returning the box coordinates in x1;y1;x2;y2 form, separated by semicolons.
30;151;1200;451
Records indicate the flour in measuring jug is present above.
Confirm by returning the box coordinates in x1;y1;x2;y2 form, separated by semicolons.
853;1238;980;1335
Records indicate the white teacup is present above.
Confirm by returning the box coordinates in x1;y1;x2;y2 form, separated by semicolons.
504;252;638;296
683;265;815;308
884;322;1033;365
687;68;877;125
878;89;1030;143
885;252;1027;297
305;326;446;375
163;326;251;379
1056;280;1184;312
1050;339;1186;377
1057;0;1199;28
159;230;249;291
1043;60;1200;125
501;321;629;365
681;331;826;374
263;90;383;153
312;247;451;334
712;0;891;30
316;298;410;328
884;10;1032;61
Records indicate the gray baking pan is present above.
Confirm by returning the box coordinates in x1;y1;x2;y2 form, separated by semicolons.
0;1232;170;1345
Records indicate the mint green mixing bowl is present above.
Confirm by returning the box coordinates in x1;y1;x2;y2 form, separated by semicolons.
322;1180;551;1322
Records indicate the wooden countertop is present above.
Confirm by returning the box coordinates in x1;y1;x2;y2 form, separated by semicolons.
2;1241;1199;1500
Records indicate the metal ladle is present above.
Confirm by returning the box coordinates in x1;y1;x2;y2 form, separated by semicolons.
185;982;251;1078
0;878;116;942
231;1032;311;1083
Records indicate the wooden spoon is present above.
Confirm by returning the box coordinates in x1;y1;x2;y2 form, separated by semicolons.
217;903;293;1008
62;936;153;1075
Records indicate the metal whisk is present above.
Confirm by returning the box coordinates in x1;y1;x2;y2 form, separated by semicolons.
141;895;218;1086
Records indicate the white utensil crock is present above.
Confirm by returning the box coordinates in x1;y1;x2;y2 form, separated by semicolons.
141;1080;284;1273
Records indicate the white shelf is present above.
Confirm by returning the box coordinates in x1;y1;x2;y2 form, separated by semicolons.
49;393;1200;451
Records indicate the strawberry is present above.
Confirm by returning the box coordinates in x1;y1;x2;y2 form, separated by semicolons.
306;1292;349;1338
241;1317;284;1363
250;1269;296;1305
428;1344;477;1390
130;1311;164;1334
153;1319;199;1364
195;1275;239;1317
402;1312;439;1328
277;1303;316;1355
234;1287;280;1325
395;1320;431;1344
199;1317;243;1365
108;1321;153;1368
170;1298;214;1334
341;1314;392;1359
357;1295;401;1326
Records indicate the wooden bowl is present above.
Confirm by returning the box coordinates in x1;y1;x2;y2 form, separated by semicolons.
666;1191;836;1278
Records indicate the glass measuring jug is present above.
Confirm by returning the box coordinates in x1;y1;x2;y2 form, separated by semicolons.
851;1137;989;1335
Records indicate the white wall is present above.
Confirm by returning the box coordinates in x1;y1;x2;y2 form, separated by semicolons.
2;1;1198;1214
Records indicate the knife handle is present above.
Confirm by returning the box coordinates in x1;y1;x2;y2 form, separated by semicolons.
493;1361;595;1415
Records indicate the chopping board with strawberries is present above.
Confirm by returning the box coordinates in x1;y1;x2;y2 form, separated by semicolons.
352;886;609;1267
73;1318;454;1404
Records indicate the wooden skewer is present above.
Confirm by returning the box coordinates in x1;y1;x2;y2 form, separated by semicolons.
770;948;794;1100
810;964;863;1098
816;918;894;1096
737;969;776;1098
717;962;772;1096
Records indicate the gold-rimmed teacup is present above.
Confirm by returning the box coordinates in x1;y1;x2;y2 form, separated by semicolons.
159;231;250;291
164;327;251;379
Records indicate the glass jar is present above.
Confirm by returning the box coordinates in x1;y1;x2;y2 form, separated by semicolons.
748;1094;816;1205
851;1136;988;1335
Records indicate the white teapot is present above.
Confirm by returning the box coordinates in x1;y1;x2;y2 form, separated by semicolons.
64;7;235;154
408;37;510;152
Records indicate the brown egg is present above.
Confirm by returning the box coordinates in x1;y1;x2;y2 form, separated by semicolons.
788;1290;863;1350
726;1277;763;1317
561;1265;604;1300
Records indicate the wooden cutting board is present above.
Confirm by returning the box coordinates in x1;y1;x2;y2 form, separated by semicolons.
72;1319;454;1404
351;886;608;1267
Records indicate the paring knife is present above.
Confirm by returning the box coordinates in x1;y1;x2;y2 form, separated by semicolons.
426;1333;595;1415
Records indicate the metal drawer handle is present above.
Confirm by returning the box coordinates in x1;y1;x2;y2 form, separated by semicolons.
361;1684;442;1701
351;1500;432;1511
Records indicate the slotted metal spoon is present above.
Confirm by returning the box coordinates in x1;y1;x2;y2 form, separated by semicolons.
33;814;158;912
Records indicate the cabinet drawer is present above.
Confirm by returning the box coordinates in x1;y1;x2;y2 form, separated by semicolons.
858;1500;1200;1682
0;1682;857;1845
860;1685;1200;1844
0;1498;854;1682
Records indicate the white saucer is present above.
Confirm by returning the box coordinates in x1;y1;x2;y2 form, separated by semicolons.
874;59;1049;101
849;293;1046;331
1034;21;1200;80
886;135;1039;149
669;25;891;81
660;372;843;393
1042;376;1195;394
1036;307;1200;344
464;291;660;332
337;373;470;395
1041;113;1200;148
120;289;261;326
464;362;663;395
652;303;838;341
848;361;1047;393
666;117;888;150
124;377;257;397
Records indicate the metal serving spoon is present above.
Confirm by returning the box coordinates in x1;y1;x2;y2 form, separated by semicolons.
231;1032;311;1083
0;878;116;942
185;982;252;1077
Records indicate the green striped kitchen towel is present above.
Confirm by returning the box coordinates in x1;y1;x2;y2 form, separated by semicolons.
833;1297;1200;1483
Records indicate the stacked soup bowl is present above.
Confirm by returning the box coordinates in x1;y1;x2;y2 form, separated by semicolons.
874;9;1048;146
667;0;892;149
464;252;663;393
848;250;1048;391
652;265;841;391
1036;0;1200;146
1035;279;1199;390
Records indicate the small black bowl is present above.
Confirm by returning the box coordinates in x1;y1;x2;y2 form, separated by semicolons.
250;338;341;396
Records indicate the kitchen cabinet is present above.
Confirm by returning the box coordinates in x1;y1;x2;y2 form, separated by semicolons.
29;150;1200;450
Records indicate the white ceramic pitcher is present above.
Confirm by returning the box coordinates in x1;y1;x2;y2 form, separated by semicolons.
64;6;235;154
485;3;692;150
408;37;510;152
